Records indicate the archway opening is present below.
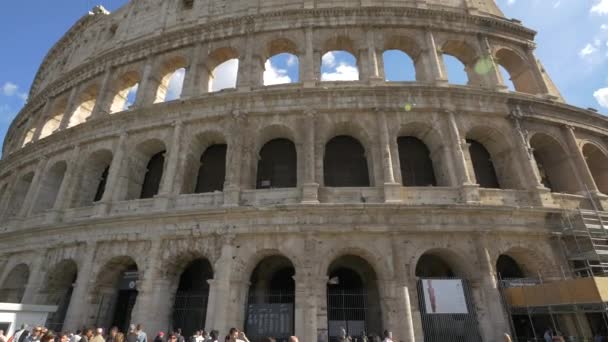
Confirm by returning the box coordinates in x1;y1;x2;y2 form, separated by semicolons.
398;136;437;186
140;151;166;199
495;49;540;94
321;51;359;82
415;252;481;342
443;54;468;86
40;97;68;139
327;255;382;341
69;84;98;127
264;53;299;86
161;68;186;102
172;258;213;337
324;136;370;187
467;139;500;189
92;257;138;332
73;150;112;207
496;255;525;279
110;72;140;113
245;255;295;342
530;134;579;194
0;264;30;303
32;161;67;213
207;47;239;92
194;144;227;193
498;65;516;92
6;172;34;218
583;144;608;195
43;260;78;331
256;138;297;189
383;50;416;82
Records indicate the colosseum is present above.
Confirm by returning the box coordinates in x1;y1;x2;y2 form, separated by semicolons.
0;0;607;341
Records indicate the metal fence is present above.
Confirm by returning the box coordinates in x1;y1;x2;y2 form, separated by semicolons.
172;291;210;337
327;290;368;342
245;291;294;342
417;278;482;342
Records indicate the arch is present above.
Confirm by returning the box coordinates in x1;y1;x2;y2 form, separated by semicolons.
73;149;113;207
5;171;34;218
383;50;416;82
32;161;67;213
172;257;214;337
496;255;525;279
155;56;188;103
582;143;608;194
91;256;139;332
414;248;472;279
529;133;579;194
69;84;98;127
110;71;140;114
40;97;69;139
126;139;167;200
0;263;30;303
42;259;78;331
263;38;300;86
22;127;36;147
182;131;227;194
383;35;423;81
397;136;437;186
245;255;296;340
321;50;359;82
467;139;500;188
441;40;480;86
495;48;540;95
326;255;382;339
207;47;239;92
324;136;370;187
256;138;297;189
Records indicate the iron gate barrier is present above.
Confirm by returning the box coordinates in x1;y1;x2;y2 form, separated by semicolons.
172;291;210;336
417;278;482;342
245;291;294;342
327;290;368;342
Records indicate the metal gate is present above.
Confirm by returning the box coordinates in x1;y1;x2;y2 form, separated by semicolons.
327;290;368;342
172;291;209;336
417;278;482;342
245;291;294;342
44;289;73;332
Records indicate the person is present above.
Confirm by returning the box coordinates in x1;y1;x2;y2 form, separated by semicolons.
153;332;164;342
288;337;298;342
544;328;553;342
227;329;248;342
115;333;125;342
27;327;43;342
503;333;512;342
106;328;119;342
174;331;183;342
135;325;146;342
57;334;70;342
381;331;393;342
40;333;54;342
90;328;105;342
0;329;7;342
70;331;82;342
208;331;218;342
200;332;208;342
13;325;28;342
126;326;137;342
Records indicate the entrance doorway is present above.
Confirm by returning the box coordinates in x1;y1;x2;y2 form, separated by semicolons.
172;258;213;336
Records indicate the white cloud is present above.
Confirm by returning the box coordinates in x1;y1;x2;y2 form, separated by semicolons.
286;54;298;67
1;82;27;101
165;68;185;100
209;59;239;92
263;60;292;86
594;87;608;108
507;0;516;5
591;0;608;15
322;52;336;68
321;63;359;81
580;43;597;57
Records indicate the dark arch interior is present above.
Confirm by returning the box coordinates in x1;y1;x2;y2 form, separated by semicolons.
44;261;78;331
140;151;165;199
195;144;227;193
94;259;138;333
327;255;382;340
415;254;455;278
0;264;30;303
583;144;608;195
496;255;525;279
173;258;214;336
256;138;297;189
398;136;437;186
467;139;500;189
324;136;370;187
246;256;295;341
94;166;110;202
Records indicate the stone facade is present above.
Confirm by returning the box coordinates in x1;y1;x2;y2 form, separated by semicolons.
0;0;608;341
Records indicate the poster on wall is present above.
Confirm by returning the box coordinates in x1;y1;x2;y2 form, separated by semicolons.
421;279;468;314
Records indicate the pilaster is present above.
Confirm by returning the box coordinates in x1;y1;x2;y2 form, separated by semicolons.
90;68;113;119
95;132;128;215
63;243;96;331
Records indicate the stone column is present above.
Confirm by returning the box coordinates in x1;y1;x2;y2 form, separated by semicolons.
157;121;183;208
301;111;319;204
206;236;235;334
0;172;19;220
21;157;49;217
32;101;53;141
224;113;244;206
181;43;203;98
90;68;113;119
423;30;447;85
563;125;597;194
524;48;551;96
472;234;510;342
58;85;81;131
364;29;384;84
314;276;329;342
48;145;81;221
63;243;96;331
302;26;317;87
95;132;128;215
444;111;479;203
377;110;401;203
294;273;319;342
477;35;506;91
21;255;45;304
131;240;165;330
237;35;264;90
135;57;160;107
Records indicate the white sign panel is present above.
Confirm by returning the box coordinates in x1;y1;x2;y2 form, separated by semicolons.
421;279;468;314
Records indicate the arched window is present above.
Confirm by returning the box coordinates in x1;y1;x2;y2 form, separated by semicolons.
498;65;515;91
40;97;68;139
42;260;78;332
495;49;540;94
73;150;112;207
208;48;239;92
321;51;359;81
256;139;297;189
0;264;29;303
398;137;437;186
194;144;227;193
443;54;468;85
496;255;525;279
467;139;500;188
32;161;67;213
324;136;369;187
6;172;34;217
156;57;188;102
383;50;416;82
140;151;165;199
583;144;608;194
69;84;98;127
22;127;35;147
110;72;140;113
530;133;579;194
441;40;480;86
264;53;299;86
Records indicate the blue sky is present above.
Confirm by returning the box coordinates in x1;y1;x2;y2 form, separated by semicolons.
0;0;607;147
